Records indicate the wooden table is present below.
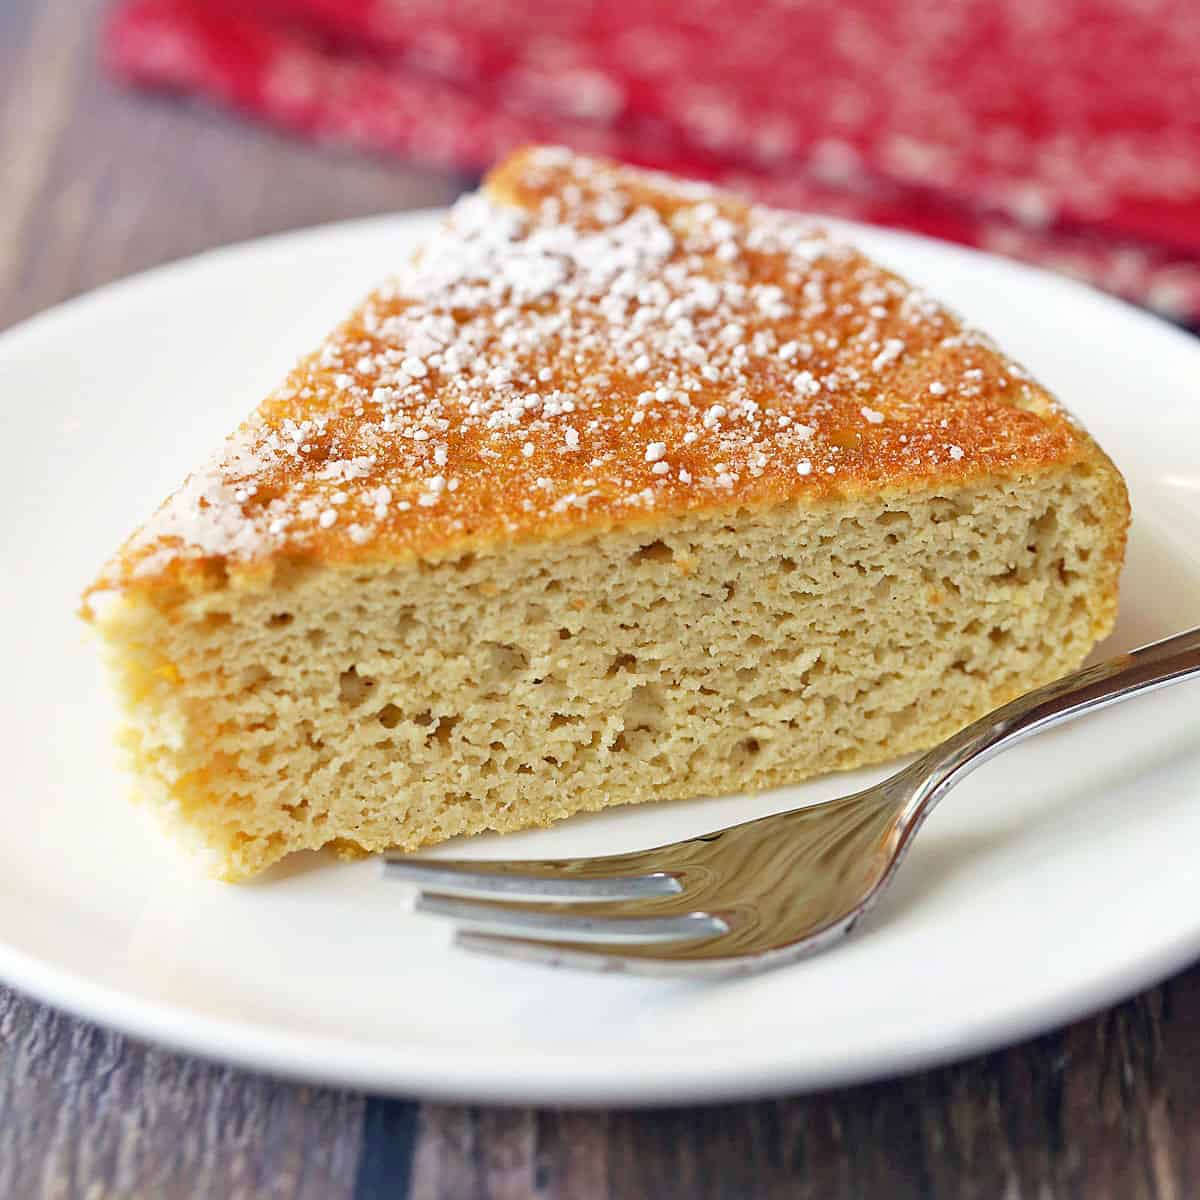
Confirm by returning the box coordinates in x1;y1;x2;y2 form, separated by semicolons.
2;3;1197;1196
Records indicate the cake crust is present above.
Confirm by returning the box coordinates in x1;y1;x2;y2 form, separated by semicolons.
87;147;1120;604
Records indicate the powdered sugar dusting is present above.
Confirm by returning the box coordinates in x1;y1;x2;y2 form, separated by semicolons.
113;148;1082;583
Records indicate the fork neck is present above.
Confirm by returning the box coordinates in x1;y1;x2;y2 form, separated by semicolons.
893;625;1200;832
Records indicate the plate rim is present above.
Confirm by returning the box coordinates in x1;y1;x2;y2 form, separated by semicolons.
4;917;1199;1106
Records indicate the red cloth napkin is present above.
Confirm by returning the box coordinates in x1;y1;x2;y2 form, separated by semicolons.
105;0;1200;322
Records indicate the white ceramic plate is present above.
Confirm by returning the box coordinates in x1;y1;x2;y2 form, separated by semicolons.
3;213;1199;1106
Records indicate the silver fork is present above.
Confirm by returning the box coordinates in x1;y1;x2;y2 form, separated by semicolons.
385;627;1200;976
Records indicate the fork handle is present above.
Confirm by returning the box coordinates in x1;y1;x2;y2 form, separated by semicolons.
900;626;1200;821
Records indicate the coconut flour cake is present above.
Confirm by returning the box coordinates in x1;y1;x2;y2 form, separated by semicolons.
84;147;1129;880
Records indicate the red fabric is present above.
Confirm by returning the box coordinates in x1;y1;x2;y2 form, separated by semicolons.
104;0;1200;321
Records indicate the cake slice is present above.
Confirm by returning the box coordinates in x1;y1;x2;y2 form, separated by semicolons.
84;147;1129;880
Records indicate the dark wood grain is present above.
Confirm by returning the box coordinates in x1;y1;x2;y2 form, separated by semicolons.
0;987;366;1199
2;2;1198;1197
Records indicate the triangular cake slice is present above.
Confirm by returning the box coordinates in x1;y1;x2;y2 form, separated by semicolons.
85;147;1129;880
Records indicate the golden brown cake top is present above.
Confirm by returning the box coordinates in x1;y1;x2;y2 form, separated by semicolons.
94;146;1092;596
